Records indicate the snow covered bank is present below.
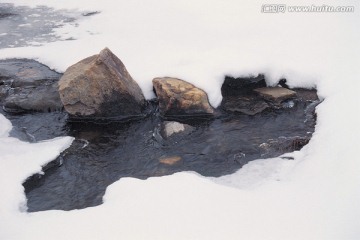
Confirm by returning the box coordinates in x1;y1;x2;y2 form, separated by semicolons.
0;115;73;219
0;0;359;239
2;0;359;106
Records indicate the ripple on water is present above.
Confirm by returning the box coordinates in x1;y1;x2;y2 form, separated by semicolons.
0;96;320;212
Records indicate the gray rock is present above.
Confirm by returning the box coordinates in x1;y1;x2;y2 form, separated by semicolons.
0;59;61;87
0;59;63;112
58;48;145;119
161;121;194;138
292;88;319;102
254;87;296;103
221;95;269;115
153;77;214;117
3;82;62;113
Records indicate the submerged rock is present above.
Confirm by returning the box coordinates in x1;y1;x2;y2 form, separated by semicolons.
59;48;145;119
159;156;182;165
221;95;269;115
254;87;296;103
259;136;311;157
153;77;214;118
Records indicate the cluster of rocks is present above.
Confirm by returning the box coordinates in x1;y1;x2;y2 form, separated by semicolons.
0;47;318;121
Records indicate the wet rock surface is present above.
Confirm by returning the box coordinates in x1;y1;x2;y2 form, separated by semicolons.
0;59;61;87
0;59;63;112
153;77;214;118
254;87;297;103
3;82;62;113
160;121;194;138
220;75;313;115
59;48;146;119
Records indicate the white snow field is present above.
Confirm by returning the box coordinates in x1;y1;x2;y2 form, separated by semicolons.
1;0;360;239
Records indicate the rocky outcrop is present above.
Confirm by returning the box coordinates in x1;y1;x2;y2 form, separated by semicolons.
0;59;63;112
220;74;270;115
58;48;145;119
153;77;214;118
221;74;266;97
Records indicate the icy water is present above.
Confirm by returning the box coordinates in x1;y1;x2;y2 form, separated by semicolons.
1;99;317;212
0;3;96;48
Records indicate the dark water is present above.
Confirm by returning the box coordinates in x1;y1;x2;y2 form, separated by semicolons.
1;98;318;212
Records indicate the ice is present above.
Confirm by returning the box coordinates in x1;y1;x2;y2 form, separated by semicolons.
0;0;360;239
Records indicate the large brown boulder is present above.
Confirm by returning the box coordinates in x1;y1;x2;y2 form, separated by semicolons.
59;48;145;119
152;77;214;117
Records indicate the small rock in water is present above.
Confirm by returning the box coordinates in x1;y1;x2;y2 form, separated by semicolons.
254;87;296;103
221;95;269;115
153;77;214;118
282;100;295;109
59;48;145;119
161;121;194;138
159;156;182;165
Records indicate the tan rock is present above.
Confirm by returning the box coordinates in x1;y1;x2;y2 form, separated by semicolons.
159;156;182;165
153;77;214;117
59;48;145;118
254;87;296;102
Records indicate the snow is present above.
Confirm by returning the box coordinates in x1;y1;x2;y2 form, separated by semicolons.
0;116;73;216
0;0;360;239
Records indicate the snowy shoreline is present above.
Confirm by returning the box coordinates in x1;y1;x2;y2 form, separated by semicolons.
1;0;360;239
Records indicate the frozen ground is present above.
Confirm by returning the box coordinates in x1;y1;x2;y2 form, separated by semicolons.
0;0;360;239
